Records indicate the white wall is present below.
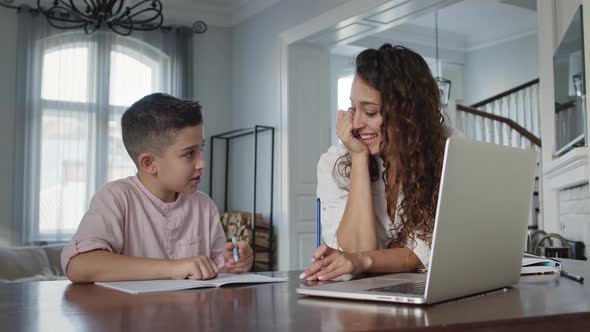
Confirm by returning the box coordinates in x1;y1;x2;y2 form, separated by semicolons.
0;10;18;246
287;42;331;268
463;33;539;105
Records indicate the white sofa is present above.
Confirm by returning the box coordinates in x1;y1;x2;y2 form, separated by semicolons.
0;244;67;282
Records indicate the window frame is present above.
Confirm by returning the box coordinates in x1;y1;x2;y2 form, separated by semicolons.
30;32;169;242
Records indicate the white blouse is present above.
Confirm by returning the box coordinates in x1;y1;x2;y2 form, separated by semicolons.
316;129;462;267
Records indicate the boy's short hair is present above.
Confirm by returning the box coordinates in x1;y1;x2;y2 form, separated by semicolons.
121;93;203;166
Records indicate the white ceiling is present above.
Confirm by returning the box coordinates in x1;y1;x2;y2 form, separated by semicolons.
382;0;538;50
163;0;279;26
30;0;536;43
304;0;537;59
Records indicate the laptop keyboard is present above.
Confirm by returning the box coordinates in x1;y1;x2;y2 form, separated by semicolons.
368;282;426;295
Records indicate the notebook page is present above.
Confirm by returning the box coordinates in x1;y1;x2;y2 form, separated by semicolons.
206;273;288;286
96;274;287;294
96;279;213;294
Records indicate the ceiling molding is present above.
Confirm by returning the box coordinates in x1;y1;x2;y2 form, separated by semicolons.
304;0;461;49
466;30;537;52
370;23;466;51
279;0;393;45
351;35;466;65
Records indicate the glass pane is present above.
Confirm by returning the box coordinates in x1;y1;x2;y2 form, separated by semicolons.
336;76;354;144
108;48;157;180
109;50;153;107
39;109;90;236
41;47;89;102
108;109;137;182
338;76;354;111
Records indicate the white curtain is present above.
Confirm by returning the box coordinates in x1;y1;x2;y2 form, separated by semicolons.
13;12;194;245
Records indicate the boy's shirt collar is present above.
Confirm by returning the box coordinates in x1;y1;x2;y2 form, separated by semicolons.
131;176;184;215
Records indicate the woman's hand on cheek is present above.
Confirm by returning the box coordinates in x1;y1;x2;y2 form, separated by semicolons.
336;110;368;156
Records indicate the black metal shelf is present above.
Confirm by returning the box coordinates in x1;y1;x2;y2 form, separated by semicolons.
208;125;275;270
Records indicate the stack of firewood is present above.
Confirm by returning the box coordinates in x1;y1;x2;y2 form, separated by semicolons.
220;211;274;271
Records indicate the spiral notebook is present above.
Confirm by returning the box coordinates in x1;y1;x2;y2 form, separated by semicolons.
96;273;287;294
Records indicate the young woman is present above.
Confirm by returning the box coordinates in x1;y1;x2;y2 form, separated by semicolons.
301;44;461;281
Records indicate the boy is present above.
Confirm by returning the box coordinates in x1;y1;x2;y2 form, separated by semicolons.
61;93;253;283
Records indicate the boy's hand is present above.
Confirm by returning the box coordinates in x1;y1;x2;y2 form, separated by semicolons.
222;240;253;273
171;256;219;280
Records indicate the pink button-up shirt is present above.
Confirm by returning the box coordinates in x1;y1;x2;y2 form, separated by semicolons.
61;176;226;273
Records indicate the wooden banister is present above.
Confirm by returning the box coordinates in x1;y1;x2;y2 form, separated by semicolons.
470;78;539;109
456;104;541;147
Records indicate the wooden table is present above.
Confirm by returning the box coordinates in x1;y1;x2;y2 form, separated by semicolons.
2;259;590;331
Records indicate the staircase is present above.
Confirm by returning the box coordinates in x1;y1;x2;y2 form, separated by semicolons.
455;79;541;229
456;79;540;149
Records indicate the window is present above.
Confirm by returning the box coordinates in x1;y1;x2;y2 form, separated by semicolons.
335;75;354;144
34;35;169;241
337;76;354;111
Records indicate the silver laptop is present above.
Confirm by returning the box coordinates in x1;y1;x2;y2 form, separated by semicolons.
296;137;538;304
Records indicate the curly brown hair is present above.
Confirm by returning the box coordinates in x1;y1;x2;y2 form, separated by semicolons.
335;44;447;250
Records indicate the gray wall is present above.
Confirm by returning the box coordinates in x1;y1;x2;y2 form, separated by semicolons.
230;0;356;269
231;0;352;127
0;10;18;246
463;33;539;105
193;26;234;197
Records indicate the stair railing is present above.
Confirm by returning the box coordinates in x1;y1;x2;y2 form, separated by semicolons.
456;78;540;150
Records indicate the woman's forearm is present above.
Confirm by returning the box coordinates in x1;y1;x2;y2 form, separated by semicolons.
358;247;424;273
66;250;173;283
336;153;378;251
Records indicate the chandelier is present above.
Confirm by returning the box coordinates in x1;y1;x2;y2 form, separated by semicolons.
36;0;164;35
1;0;208;36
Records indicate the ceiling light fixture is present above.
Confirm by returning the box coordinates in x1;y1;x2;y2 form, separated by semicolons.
0;0;208;36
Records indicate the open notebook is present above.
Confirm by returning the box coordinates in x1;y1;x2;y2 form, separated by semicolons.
96;273;287;294
521;253;562;275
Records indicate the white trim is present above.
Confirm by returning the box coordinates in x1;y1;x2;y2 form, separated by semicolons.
278;37;290;270
584;0;590;185
543;147;589;190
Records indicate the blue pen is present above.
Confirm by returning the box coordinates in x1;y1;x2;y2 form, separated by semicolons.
231;235;239;262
